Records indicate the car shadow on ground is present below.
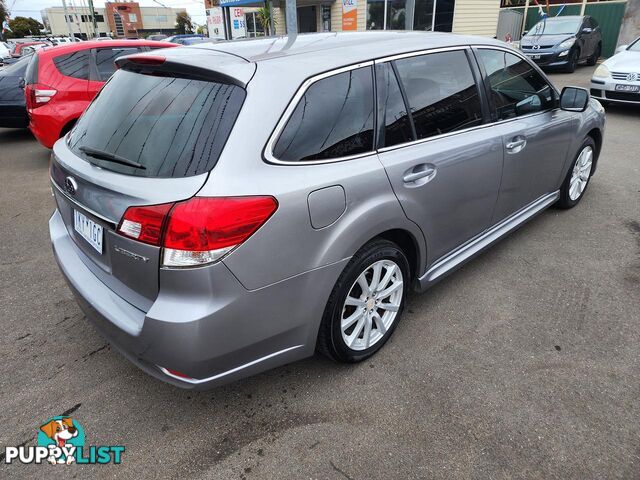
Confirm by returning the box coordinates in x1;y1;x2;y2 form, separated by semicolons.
0;128;34;145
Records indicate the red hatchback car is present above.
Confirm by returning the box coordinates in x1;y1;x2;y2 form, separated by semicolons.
25;40;178;148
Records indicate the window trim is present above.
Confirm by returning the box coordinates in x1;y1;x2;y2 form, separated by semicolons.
264;60;377;165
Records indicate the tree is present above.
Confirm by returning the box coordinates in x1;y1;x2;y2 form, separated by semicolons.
256;5;276;36
5;16;44;38
175;12;193;34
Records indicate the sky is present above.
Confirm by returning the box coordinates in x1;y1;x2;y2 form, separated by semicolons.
6;0;208;25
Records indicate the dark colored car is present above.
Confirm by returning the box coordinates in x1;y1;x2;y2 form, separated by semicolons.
519;15;602;73
165;34;206;44
0;55;31;128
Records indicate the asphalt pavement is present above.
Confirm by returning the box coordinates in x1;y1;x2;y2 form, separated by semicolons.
0;65;639;479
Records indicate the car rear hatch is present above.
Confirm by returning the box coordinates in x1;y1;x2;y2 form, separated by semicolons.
50;48;254;311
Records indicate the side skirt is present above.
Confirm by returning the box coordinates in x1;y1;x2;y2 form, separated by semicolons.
417;191;560;291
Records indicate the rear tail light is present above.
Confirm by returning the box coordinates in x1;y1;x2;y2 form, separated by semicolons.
117;196;278;267
25;83;57;109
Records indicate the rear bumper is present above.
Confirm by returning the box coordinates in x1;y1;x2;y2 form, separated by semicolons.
50;209;347;390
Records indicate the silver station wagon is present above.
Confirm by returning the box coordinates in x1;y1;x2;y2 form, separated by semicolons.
49;32;605;389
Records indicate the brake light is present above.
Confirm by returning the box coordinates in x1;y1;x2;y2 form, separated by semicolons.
126;55;166;65
117;197;278;267
117;203;173;245
25;83;57;109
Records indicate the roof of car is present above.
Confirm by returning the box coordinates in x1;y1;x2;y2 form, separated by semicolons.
37;39;178;58
189;31;505;65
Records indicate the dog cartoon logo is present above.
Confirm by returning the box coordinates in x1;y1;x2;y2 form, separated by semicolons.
37;416;85;465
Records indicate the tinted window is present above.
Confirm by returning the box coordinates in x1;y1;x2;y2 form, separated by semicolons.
24;54;39;84
478;49;555;121
53;50;90;80
394;50;483;141
375;62;414;147
68;70;245;178
95;47;144;81
273;67;375;162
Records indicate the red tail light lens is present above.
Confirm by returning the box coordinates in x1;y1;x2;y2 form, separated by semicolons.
25;83;57;110
117;203;173;246
116;197;278;267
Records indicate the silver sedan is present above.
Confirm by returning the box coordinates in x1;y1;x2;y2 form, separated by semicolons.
590;37;640;105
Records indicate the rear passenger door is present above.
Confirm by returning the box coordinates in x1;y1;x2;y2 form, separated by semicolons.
87;47;145;97
475;48;575;223
376;48;503;264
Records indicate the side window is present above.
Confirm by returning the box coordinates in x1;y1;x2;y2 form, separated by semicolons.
375;62;414;148
272;67;375;162
394;50;483;141
95;47;144;81
478;49;555;121
53;50;90;80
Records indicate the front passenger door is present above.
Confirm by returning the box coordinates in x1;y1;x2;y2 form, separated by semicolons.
475;48;576;223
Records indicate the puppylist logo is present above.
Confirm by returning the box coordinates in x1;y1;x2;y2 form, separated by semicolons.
3;416;124;465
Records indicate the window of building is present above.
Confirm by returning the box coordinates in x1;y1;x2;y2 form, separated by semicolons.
53;50;90;80
393;50;483;140
272;67;375;162
367;0;454;31
245;12;266;37
477;49;555;121
129;13;138;23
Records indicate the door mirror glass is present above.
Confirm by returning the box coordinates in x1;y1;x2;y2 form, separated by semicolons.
560;87;589;112
615;44;628;54
582;27;593;34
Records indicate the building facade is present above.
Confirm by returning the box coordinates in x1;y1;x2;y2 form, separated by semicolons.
41;2;187;39
209;0;501;39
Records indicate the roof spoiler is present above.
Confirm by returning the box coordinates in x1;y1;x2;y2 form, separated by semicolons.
114;54;246;88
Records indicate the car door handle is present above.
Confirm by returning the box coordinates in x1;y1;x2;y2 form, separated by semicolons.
403;164;436;184
506;136;527;153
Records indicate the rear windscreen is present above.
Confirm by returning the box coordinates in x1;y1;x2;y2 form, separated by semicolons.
68;69;246;178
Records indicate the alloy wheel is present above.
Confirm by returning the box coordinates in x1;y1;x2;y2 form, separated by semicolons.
340;259;403;351
569;145;593;201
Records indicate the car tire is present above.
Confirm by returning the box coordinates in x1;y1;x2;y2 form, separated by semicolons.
316;239;410;363
563;48;579;73
556;136;596;209
587;44;601;66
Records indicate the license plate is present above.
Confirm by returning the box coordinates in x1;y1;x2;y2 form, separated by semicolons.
615;84;640;93
73;210;103;254
531;55;541;60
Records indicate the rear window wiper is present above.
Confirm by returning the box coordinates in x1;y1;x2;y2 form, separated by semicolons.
79;146;146;170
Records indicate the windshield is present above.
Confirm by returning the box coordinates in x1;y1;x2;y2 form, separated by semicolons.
0;54;31;76
526;18;581;36
629;38;640;52
68;69;246;178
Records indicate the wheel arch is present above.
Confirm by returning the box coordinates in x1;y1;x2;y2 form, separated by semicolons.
586;127;603;174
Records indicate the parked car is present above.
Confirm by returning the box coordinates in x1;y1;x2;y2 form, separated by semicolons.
165;34;206;44
590;36;640;105
11;41;48;58
0;54;31;128
147;34;168;41
25;39;178;148
519;15;602;72
49;32;605;389
0;42;12;63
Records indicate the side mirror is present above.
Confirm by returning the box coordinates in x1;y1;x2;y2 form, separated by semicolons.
582;27;593;34
523;30;528;36
615;44;628;54
515;94;542;115
560;86;589;112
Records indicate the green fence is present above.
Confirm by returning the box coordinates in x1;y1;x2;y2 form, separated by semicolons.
505;1;627;57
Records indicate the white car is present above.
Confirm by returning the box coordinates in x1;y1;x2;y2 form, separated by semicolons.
0;42;12;59
590;37;640;105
